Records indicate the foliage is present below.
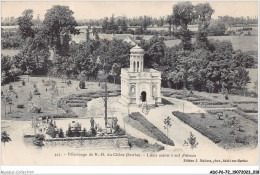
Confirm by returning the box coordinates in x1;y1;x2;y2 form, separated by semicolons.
17;104;25;108
58;129;65;138
34;88;41;95
194;3;214;49
79;80;85;89
1;131;12;146
22;80;26;86
17;9;35;39
33;134;45;147
172;2;194;50
163;116;172;137
184;132;199;149
208;20;227;36
1;30;23;49
42;5;79;56
46;122;58;138
30;106;41;113
1;55;21;85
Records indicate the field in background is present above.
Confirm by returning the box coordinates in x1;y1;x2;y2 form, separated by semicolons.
165;35;258;52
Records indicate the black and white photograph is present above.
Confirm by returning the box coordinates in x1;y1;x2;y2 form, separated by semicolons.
0;1;259;173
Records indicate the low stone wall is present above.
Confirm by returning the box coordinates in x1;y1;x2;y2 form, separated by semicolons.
45;135;130;149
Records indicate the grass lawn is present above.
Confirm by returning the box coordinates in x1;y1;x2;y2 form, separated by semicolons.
173;110;258;149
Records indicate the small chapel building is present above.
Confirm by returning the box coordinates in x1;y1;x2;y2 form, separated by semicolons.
120;45;162;106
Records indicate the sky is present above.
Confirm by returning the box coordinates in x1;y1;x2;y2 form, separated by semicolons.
1;1;258;20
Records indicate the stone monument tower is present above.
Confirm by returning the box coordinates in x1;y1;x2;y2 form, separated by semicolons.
120;45;162;106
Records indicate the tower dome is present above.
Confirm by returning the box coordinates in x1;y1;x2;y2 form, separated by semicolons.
130;45;144;54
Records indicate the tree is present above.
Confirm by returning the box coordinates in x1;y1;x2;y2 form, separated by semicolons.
172;2;194;50
164;116;172;138
1;131;11;146
33;134;45;147
194;3;214;49
233;50;255;68
17;9;35;39
43;5;79;56
86;26;90;42
110;63;121;84
208;20;227;36
185;132;198;149
79;80;85;89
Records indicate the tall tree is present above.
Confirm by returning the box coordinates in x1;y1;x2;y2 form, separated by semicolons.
43;5;79;56
194;3;214;49
172;2;194;50
17;9;35;39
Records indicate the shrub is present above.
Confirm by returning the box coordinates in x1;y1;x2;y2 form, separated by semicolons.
34;88;41;95
46;124;58;138
235;136;250;145
22;80;25;86
58;129;65;138
91;128;97;136
66;80;72;86
184;132;199;149
128;136;165;151
30;106;41;113
33;134;45;147
17;104;24;108
40;113;77;119
33;84;37;88
79;80;85;89
114;125;126;136
9;84;13;91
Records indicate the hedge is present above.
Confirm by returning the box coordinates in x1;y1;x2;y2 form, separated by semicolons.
172;111;221;144
233;109;258;123
40;113;77;119
129;112;174;146
237;107;258;113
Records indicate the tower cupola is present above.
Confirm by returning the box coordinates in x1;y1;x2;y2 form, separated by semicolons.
130;45;144;72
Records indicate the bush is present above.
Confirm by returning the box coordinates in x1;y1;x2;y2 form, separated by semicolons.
66;80;72;86
33;84;37;89
40;113;77;119
33;134;45;147
91;128;97;136
17;104;24;108
34;88;41;95
128;136;165;151
235;136;250;145
30;106;41;113
114;125;126;136
22;80;25;86
9;84;13;91
58;129;65;138
79;80;85;89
